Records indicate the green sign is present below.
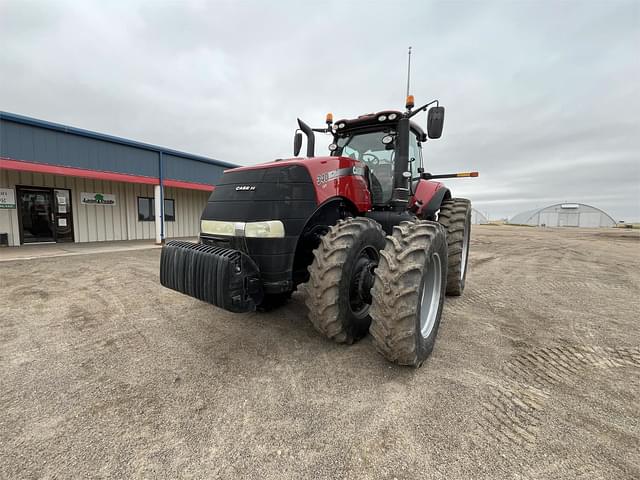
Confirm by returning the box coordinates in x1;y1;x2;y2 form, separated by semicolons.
81;192;116;206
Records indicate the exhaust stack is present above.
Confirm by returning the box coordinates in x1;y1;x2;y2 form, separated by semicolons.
297;118;315;157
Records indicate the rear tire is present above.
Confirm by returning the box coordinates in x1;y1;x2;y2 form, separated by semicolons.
369;221;448;367
302;217;386;344
437;198;471;296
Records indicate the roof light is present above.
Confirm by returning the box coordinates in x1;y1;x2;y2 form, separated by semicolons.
338;122;346;129
326;112;333;124
388;113;397;120
378;114;387;122
406;95;415;109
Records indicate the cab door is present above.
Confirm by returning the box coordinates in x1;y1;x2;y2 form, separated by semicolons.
409;131;423;194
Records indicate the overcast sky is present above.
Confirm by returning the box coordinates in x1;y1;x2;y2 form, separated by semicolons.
1;0;638;221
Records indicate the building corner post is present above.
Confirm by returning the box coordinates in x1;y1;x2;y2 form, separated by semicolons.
154;151;166;245
154;184;163;245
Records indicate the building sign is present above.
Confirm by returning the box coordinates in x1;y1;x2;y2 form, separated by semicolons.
0;188;16;209
81;192;116;206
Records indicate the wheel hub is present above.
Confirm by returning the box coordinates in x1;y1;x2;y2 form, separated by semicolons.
349;247;379;319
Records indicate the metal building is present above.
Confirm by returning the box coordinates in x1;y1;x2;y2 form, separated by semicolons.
0;112;236;247
509;203;616;228
471;208;489;225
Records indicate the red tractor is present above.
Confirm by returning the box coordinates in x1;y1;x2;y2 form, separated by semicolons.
160;95;477;367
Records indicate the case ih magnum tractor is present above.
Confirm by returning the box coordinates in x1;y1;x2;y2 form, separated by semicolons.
160;95;477;367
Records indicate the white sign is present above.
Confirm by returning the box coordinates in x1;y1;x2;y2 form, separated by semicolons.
0;188;16;209
81;192;116;206
58;218;67;227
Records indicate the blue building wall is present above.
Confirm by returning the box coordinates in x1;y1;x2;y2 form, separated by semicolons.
0;111;236;185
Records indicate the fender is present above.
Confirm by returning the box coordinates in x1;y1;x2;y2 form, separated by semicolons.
410;180;450;220
291;196;358;286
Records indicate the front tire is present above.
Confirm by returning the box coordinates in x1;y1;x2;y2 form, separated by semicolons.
437;198;471;296
369;221;448;367
302;217;386;344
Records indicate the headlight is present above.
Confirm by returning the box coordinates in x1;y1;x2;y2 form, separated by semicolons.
245;221;285;238
201;220;236;236
201;219;285;238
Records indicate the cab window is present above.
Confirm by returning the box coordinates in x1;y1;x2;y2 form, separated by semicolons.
334;130;396;203
409;132;422;180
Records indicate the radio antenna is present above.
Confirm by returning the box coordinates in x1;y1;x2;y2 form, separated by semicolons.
406;46;412;97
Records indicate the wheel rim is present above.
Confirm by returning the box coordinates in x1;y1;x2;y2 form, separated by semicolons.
419;252;442;338
349;246;379;319
460;217;470;281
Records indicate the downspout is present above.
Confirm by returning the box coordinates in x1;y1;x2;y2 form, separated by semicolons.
159;151;165;243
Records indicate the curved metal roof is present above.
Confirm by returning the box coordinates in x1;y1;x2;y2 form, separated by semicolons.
509;203;616;225
472;208;489;224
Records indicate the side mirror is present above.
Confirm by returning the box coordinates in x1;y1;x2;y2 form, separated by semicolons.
293;132;303;156
427;106;445;139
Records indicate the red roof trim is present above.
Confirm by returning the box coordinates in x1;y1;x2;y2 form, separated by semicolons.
0;157;214;191
163;179;213;191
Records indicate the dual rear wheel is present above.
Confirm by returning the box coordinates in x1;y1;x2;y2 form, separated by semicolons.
301;217;386;344
369;221;448;367
303;198;471;367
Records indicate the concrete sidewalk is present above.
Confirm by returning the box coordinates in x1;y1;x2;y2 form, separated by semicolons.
0;239;194;262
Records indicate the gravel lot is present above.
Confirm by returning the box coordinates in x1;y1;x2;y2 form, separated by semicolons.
1;226;639;479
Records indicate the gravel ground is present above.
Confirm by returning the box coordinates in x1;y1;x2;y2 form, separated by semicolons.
1;225;639;479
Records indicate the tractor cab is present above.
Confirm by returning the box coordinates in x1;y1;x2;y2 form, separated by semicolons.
328;110;428;206
293;96;446;212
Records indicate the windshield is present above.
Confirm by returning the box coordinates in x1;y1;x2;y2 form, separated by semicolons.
333;130;396;203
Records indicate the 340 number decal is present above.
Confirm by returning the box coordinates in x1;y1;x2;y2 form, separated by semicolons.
316;170;339;185
316;166;364;185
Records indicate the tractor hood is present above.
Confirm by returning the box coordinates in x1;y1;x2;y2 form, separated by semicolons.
212;156;372;213
224;156;334;174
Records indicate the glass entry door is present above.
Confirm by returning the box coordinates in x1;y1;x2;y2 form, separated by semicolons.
18;187;55;243
17;187;75;244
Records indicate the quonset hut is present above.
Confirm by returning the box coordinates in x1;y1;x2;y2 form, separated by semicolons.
509;203;616;228
471;208;489;225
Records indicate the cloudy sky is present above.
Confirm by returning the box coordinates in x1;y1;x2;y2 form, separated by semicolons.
1;0;638;221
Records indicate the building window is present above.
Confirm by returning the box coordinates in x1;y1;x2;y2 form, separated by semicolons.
164;199;175;222
138;197;154;221
137;196;175;222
